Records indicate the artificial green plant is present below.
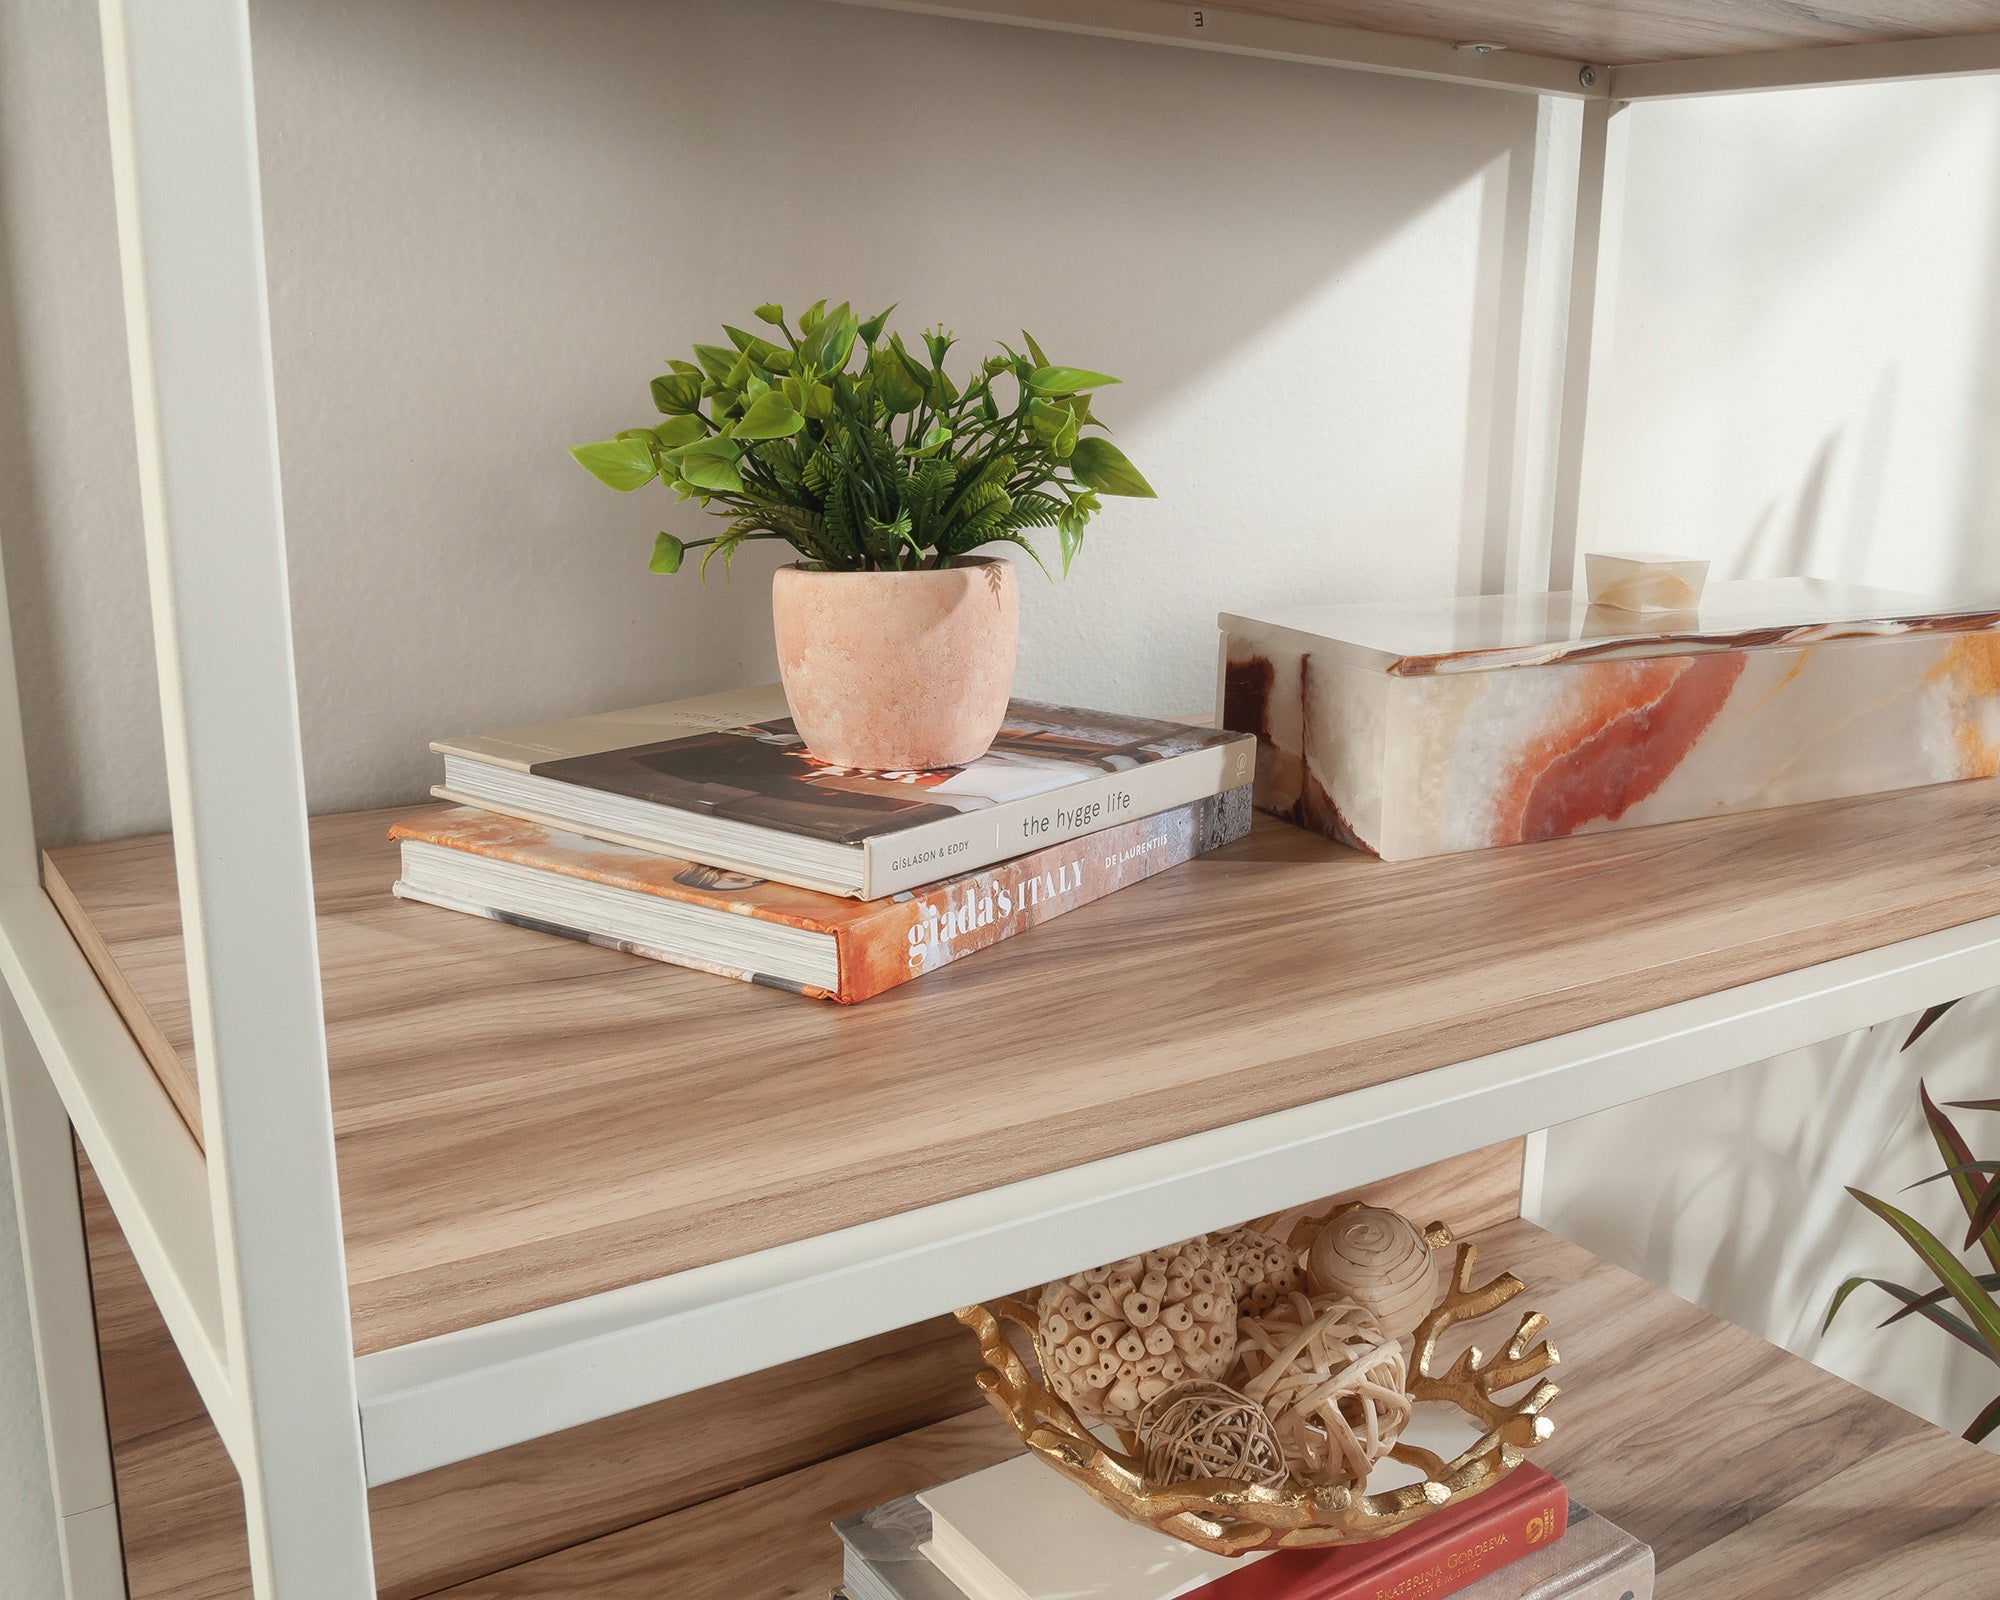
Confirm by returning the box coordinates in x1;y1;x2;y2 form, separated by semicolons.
1823;1003;2000;1443
570;300;1154;579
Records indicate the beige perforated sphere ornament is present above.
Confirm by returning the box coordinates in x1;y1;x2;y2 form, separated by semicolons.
1233;1292;1412;1487
1213;1226;1305;1317
1036;1238;1239;1428
1304;1205;1438;1343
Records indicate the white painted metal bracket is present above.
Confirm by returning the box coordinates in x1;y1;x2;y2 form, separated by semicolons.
356;909;2000;1483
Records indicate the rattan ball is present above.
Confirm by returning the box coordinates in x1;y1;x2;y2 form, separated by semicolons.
1214;1226;1306;1317
1232;1292;1412;1488
1135;1379;1290;1489
1037;1237;1239;1428
1304;1205;1438;1343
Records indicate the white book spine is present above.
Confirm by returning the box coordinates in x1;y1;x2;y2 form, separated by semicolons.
862;739;1253;897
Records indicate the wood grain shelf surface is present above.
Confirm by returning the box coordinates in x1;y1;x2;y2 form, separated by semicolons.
1206;0;2000;67
44;782;2000;1354
438;1219;2000;1599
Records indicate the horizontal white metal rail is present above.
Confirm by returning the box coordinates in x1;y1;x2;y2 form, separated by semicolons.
1612;33;2000;100
355;908;2000;1483
823;0;1606;97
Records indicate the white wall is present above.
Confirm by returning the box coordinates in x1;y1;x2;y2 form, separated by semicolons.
12;0;1552;848
1541;76;2000;1449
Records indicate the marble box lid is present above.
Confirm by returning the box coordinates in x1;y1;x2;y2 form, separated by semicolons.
1219;579;2000;678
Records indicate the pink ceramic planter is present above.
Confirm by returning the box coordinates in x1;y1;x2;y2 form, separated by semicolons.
771;556;1019;771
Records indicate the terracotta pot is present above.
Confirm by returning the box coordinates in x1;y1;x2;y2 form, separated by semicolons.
771;557;1018;770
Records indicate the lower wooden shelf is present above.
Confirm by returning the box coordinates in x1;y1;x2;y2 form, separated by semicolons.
99;1205;2000;1598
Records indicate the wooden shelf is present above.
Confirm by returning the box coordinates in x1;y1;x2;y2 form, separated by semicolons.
1205;0;2000;67
103;1218;2000;1598
44;782;2000;1359
426;1218;2000;1597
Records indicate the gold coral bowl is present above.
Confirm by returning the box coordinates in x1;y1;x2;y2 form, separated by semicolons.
954;1225;1560;1556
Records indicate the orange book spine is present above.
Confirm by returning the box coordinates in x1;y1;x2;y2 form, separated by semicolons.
829;790;1249;1002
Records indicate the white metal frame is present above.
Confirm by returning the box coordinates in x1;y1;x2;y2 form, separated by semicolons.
2;2;1998;1596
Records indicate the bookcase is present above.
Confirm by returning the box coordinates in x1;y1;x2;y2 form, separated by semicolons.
6;3;2000;1597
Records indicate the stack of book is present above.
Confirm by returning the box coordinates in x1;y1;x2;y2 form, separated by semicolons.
834;1450;1652;1600
394;684;1256;1002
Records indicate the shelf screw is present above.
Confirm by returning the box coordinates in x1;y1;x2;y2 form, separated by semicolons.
1579;65;1598;86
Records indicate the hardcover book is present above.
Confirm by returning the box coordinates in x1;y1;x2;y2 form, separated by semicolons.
391;789;1251;1003
834;1497;1649;1600
915;1449;1568;1600
432;684;1255;899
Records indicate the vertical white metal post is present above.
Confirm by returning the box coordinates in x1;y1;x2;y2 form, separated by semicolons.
1546;97;1620;591
96;2;374;1595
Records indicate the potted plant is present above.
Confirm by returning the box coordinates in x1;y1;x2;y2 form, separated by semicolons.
570;300;1154;771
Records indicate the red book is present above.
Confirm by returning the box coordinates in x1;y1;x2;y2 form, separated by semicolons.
1195;1466;1568;1600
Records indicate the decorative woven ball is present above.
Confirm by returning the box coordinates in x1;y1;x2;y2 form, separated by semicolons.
1232;1292;1412;1487
1135;1379;1290;1489
1036;1237;1239;1428
1304;1205;1438;1343
1214;1226;1306;1317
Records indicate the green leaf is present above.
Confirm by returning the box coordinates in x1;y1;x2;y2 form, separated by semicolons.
648;532;686;574
1923;1082;2000;1273
1021;329;1050;368
1848;1186;2000;1355
800;302;854;370
1028;365;1120;393
1058;515;1083;575
754;303;786;327
1967;1391;2000;1444
869;349;923;414
569;437;658;492
649;414;708;450
650;372;705;414
733;390;804;440
692;343;739;383
1950;1099;2000;1113
679;454;744;493
676;436;744;493
1067;435;1155;497
858;303;896;346
1052;407;1079;460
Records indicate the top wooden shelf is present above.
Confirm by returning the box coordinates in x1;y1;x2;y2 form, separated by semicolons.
44;780;2000;1357
1205;0;2000;66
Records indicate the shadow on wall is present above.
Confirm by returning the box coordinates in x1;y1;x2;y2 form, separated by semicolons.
1544;993;2000;1447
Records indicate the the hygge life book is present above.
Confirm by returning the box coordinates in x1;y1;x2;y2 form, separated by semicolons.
432;683;1254;899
